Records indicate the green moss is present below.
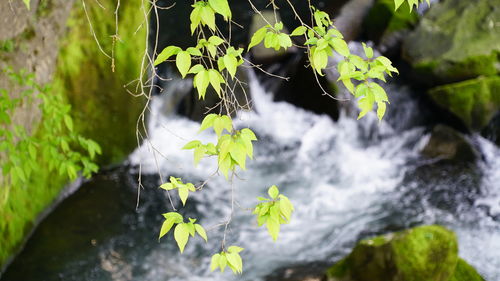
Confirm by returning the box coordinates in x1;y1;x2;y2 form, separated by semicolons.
429;76;500;131
325;225;461;281
391;226;458;281
403;0;500;84
53;0;146;164
0;168;67;269
1;0;147;270
449;258;485;281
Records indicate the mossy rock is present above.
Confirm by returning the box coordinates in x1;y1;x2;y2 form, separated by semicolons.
54;0;146;164
449;258;485;281
402;0;500;85
362;0;418;44
325;225;484;281
428;76;500;131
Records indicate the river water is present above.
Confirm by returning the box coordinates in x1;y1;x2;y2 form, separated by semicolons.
2;64;500;281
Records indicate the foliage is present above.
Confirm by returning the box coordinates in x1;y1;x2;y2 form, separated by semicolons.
158;212;207;253
0;68;100;188
15;0;431;275
253;186;295;241
0;68;101;266
148;0;431;275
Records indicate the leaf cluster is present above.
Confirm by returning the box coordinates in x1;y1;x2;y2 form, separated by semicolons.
210;246;244;274
248;22;293;51
0;69;100;189
253;185;295;241
159;212;208;253
183;114;257;179
160;177;196;206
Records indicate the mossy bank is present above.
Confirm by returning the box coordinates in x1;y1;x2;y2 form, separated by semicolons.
0;0;145;270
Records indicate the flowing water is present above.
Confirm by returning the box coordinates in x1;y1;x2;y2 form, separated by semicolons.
2;64;500;281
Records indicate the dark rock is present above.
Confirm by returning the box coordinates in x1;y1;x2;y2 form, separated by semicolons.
325;225;484;281
265;261;331;281
482;111;500;146
402;0;500;86
421;125;479;162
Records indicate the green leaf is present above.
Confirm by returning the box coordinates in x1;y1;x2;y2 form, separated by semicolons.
178;186;189;206
200;6;216;31
371;83;389;102
194;146;207;165
223;54;238;78
208;0;232;20
268;185;279;199
186;47;202;56
331;38;350;57
226;253;243;274
377;102;387;121
229;142;247;169
266;217;280;241
186;222;196;237
200;114;217;132
159;218;175;239
312;48;328;75
154;46;181;66
274;22;284;31
188;64;205;75
219;154;232;179
227;246;244;253
194;224;208;241
208;69;224;96
362;43;374;59
357;94;374;120
248;27;267;50
176;51;191;78
211;254;221;271
241;128;257;140
376;56;399;74
208;35;224;46
183;140;201;150
160;182;175;190
174;223;190;253
278;33;292;49
190;6;202;34
163;212;183;223
219;255;228;272
193;70;210;99
349;55;368;72
64;115;73;131
290;26;307;36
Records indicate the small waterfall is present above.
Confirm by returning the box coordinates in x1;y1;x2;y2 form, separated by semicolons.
127;63;500;280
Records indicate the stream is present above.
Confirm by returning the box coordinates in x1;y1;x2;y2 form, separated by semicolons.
2;65;500;281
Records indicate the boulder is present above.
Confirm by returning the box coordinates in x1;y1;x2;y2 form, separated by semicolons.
325;225;484;281
402;0;500;86
428;76;500;131
421;125;479;162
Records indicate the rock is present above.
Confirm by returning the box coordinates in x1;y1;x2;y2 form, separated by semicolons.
421;125;479;162
325;225;484;281
402;0;500;86
265;262;331;281
449;258;485;281
53;0;146;164
428;76;500;131
482;112;500;146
